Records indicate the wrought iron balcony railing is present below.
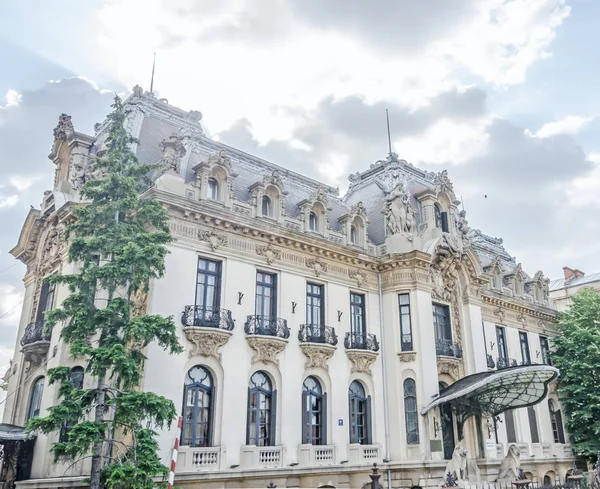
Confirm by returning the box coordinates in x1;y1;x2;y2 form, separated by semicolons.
20;321;50;347
435;339;463;358
298;324;338;346
487;354;496;369
181;306;234;331
401;334;413;352
496;357;518;369
344;332;380;352
245;315;290;339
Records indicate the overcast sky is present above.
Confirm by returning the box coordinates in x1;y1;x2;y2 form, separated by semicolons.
1;0;599;387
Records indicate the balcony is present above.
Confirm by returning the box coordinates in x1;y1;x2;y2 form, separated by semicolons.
244;316;290;366
347;444;380;464
20;321;51;365
297;444;336;466
496;357;518;369
181;306;234;361
240;445;285;468
298;324;338;370
435;339;463;358
344;332;380;375
176;446;226;472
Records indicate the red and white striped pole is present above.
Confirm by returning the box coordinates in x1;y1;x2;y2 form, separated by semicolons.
168;416;183;489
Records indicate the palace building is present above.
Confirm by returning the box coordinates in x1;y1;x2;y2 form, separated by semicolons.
0;87;575;488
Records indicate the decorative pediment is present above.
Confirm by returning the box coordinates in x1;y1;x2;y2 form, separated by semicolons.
9;209;44;267
433;170;455;198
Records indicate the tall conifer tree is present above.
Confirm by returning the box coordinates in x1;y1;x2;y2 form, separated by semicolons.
28;96;183;489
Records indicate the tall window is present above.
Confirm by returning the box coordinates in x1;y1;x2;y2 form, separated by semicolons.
349;381;371;445
256;272;277;319
398;294;413;351
306;283;324;336
441;211;449;233
350;293;365;336
36;279;56;324
309;212;318;232
519;332;531;365
496;326;508;366
181;366;214;447
548;400;565;443
27;377;45;421
403;379;419;444
505;409;517;443
195;258;222;324
540;336;551;365
528;406;539;443
434;204;442;228
350;225;358;244
433;304;452;341
59;367;85;442
247;371;275;446
207;177;219;200
262;196;272;217
302;376;326;445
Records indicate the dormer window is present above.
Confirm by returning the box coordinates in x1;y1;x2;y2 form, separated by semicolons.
514;275;523;296
262;195;272;217
309;212;318;232
434;204;442;228
350;225;358;244
207;177;219;201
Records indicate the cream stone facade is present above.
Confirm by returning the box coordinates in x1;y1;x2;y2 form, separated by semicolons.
549;267;600;312
1;88;576;488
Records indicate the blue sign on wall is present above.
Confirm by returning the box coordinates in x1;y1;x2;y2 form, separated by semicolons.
338;419;343;426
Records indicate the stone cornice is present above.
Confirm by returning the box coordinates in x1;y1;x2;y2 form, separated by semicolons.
481;293;558;323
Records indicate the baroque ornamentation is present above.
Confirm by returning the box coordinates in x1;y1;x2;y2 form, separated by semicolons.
246;336;288;366
382;182;416;239
256;243;281;265
494;306;506;323
437;357;460;379
517;312;527;326
131;288;148;317
199;229;228;251
433;169;454;196
345;350;378;375
53;113;75;143
69;155;104;190
306;257;328;277
207;149;233;172
158;132;187;174
300;344;336;371
184;328;232;361
398;352;416;363
263;169;283;187
348;269;367;287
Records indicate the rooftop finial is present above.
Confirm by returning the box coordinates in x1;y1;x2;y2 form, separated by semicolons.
150;52;156;94
386;109;392;155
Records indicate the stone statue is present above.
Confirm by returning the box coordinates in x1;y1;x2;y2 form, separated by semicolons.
439;444;467;486
383;182;415;239
159;132;186;174
497;443;521;481
69;155;105;190
433;170;454;195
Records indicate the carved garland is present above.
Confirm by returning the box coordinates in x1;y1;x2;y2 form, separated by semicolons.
300;344;336;371
246;337;288;366
256;243;282;265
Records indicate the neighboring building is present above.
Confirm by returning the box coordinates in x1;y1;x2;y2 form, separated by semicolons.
549;267;600;312
1;87;575;488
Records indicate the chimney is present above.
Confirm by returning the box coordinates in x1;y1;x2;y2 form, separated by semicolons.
563;266;585;285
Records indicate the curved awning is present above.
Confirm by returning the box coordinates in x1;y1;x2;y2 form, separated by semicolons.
0;423;31;442
422;364;559;419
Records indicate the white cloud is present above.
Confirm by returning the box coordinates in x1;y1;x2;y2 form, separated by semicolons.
4;89;22;107
0;195;18;209
534;115;594;138
565;152;600;206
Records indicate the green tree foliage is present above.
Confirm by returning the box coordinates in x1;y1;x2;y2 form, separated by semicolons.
28;96;183;488
552;287;600;457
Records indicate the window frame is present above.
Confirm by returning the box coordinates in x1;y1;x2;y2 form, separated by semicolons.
349;381;371;445
496;325;508;361
309;211;318;232
207;177;219;201
432;303;452;342
181;366;214;447
434;204;442;228
519;331;531;365
350;292;366;336
27;377;45;421
59;367;85;442
246;371;275;447
262;195;272;217
398;293;413;351
306;283;325;335
302;376;326;445
403;378;419;445
540;336;551;365
255;271;277;319
350;225;358;244
195;258;222;324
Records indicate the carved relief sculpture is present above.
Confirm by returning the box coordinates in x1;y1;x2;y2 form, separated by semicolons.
246;337;288;366
185;329;232;361
199;229;228;251
300;344;336;371
345;350;378;375
382;182;416;240
256;243;282;265
497;444;521;481
306;257;328;277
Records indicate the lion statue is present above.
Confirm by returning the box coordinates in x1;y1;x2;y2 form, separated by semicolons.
439;444;468;486
497;443;521;481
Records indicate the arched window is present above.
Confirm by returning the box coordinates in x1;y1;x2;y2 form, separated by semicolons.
247;371;275;446
403;378;419;445
309;212;318;232
302;376;326;445
207;177;219;201
350;225;358;244
349;381;371;445
434;204;442;228
548;400;565;443
262;196;272;217
27;377;45;421
182;366;214;447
